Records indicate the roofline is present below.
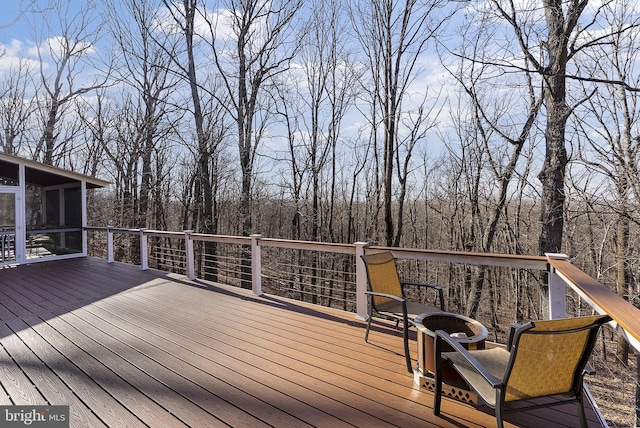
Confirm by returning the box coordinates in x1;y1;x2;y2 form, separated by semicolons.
0;152;111;188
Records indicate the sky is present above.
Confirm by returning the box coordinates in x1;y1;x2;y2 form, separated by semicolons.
0;1;83;77
0;2;35;68
1;0;637;201
1;1;33;33
0;0;546;197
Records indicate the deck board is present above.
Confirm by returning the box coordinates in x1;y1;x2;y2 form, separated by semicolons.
89;286;417;427
0;336;46;405
0;319;106;427
0;258;605;427
59;306;278;428
91;293;423;427
28;315;162;428
47;310;229;428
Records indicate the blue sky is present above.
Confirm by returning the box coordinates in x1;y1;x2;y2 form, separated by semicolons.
0;0;630;201
0;0;524;194
1;2;50;74
1;1;37;40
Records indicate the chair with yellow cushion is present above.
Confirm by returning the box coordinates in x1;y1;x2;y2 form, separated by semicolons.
433;314;611;428
361;251;444;373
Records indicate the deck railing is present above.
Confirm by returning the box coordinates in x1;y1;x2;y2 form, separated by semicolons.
84;226;640;354
84;226;640;426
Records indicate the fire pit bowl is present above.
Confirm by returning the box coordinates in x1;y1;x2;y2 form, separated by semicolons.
415;312;488;384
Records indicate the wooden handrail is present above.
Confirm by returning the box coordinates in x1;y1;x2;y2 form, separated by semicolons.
259;237;355;254
548;258;640;351
190;233;250;245
368;246;549;270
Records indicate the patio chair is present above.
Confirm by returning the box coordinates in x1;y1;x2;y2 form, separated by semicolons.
360;251;444;373
433;314;612;428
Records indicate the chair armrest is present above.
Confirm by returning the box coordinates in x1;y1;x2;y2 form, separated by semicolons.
364;291;405;302
402;281;442;291
365;291;409;321
507;323;520;349
435;329;501;388
401;282;445;310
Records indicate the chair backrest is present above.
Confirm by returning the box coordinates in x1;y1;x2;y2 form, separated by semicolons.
360;252;403;309
503;314;611;402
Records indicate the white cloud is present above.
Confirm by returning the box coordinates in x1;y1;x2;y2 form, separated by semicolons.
0;39;40;73
28;36;96;61
154;3;235;43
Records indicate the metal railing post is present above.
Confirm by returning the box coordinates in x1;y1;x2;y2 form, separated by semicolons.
140;229;148;270
546;253;569;319
81;181;87;256
107;226;114;263
355;242;369;320
184;230;195;280
251;234;263;296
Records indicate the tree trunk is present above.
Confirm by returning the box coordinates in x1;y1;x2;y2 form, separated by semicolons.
537;85;568;255
536;0;583;255
42;99;59;165
616;208;630;363
183;0;216;279
383;120;394;246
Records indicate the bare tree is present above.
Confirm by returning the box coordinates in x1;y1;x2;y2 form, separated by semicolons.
28;0;109;165
75;89;111;178
100;93;143;229
198;0;303;288
161;0;221;237
160;0;246;279
268;0;359;303
349;0;451;246
438;11;543;322
208;0;303;239
572;0;640;367
0;60;36;155
280;0;359;242
479;0;640;254
107;0;180;229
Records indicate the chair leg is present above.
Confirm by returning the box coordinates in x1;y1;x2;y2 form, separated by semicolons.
433;334;443;415
577;394;588;428
364;306;373;343
403;322;412;373
496;393;505;428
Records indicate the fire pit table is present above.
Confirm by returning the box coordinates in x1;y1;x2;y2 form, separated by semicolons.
415;312;488;387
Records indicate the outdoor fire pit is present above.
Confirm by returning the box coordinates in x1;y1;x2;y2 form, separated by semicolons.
415;312;488;386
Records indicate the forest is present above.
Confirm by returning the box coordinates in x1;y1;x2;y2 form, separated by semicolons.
3;0;640;424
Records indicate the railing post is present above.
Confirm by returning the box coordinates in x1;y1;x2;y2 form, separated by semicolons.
81;181;87;256
140;229;148;271
355;242;369;321
546;253;569;319
184;230;195;280
107;226;114;263
251;234;263;296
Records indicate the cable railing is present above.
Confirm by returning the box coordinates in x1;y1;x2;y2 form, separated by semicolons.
260;247;357;310
84;226;640;427
84;226;640;349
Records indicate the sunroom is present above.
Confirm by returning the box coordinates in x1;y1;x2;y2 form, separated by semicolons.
0;153;109;265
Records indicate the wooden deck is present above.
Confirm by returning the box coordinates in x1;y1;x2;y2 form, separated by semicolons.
0;258;604;427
